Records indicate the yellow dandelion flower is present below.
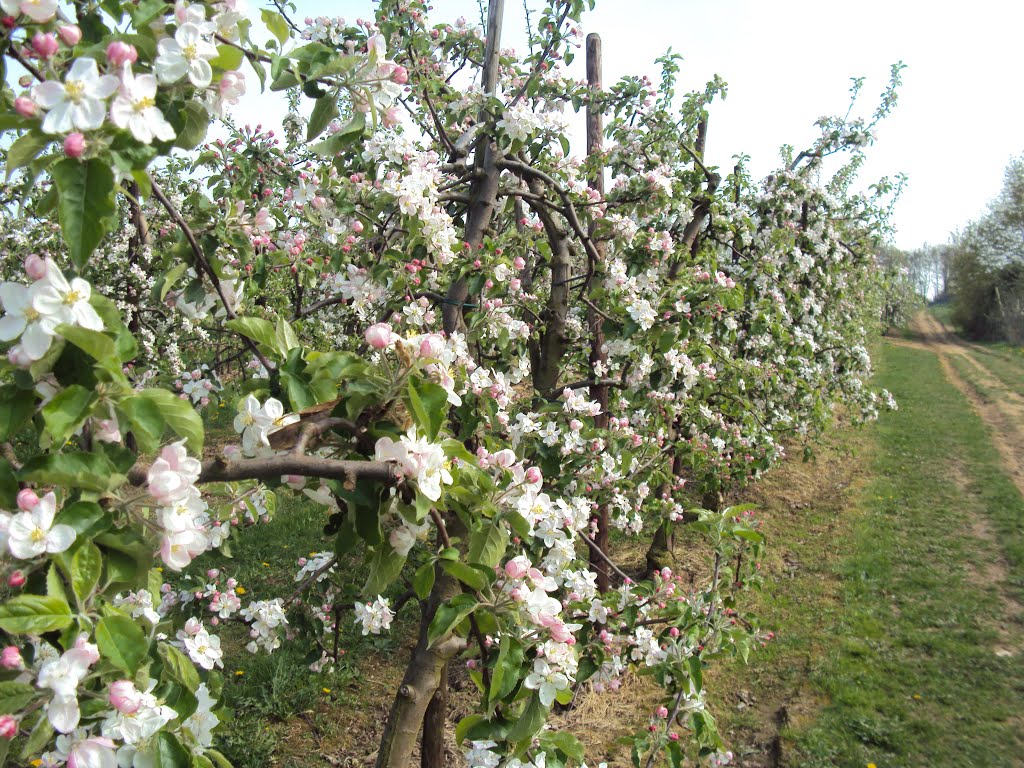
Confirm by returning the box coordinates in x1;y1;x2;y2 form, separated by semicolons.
322;687;331;694
235;586;246;595
235;670;245;676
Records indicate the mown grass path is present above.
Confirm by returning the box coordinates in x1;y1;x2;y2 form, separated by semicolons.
708;331;1024;768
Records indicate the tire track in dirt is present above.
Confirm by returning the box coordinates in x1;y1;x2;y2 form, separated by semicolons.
897;313;1024;497
900;312;1023;655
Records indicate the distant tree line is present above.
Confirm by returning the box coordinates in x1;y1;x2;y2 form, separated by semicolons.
943;157;1024;342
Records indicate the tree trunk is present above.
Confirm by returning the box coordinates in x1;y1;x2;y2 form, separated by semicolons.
374;567;465;768
420;667;448;768
442;0;504;336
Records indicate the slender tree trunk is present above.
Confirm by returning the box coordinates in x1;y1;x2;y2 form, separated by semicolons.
375;562;465;768
420;670;448;768
442;0;504;336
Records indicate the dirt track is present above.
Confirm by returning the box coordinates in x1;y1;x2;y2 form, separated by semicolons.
898;312;1024;498
898;312;1024;656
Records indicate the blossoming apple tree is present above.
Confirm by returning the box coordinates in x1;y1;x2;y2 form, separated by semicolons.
0;0;904;766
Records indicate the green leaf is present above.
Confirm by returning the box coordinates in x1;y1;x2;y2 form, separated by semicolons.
55;323;116;362
174;101;209;150
157;262;190;302
0;681;36;714
19;711;53;762
20;451;124;493
468;523;509;568
225;317;279;355
120;395;166;454
41;384;96;445
506;693;547;744
159;642;201;692
363;545;406;596
427;593;477;647
260;8;289;43
51;158;116;270
412;562;435;599
154;732;191;768
210;44;244;71
5;130;51;180
71;542;103;603
440;560;491;591
46;562;67;603
455;714;485;747
275;317;299;353
542;731;585;762
405;377;449;441
0;458;18;508
136;389;204;452
96;615;148;673
488;636;523;704
310;112;366;156
0;595;72;634
58;501;110;538
205;749;233;768
0;385;35;440
307;93;339;141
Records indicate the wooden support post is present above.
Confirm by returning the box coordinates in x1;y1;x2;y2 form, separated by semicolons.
585;33;611;593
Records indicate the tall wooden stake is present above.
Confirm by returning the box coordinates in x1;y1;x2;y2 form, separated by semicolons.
585;33;611;593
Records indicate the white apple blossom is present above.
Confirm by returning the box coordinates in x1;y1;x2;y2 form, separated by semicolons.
354;595;394;635
523;658;570;706
233;394;297;455
32;58;118;134
109;65;176;144
0;0;56;22
154;23;218;88
100;680;176;745
240;598;288;653
0;281;56;360
374;428;453;502
181;683;219;749
36;637;99;733
6;492;75;560
147;440;201;504
31;266;104;331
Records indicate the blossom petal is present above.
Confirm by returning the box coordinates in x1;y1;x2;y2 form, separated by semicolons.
45;524;76;554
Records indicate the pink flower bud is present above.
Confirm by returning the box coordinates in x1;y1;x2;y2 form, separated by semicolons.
24;254;47;281
7;571;25;588
0;647;23;670
207;569;220;579
391;65;408;84
352;220;364;233
57;24;82;45
365;322;394;349
525;466;542;484
13;97;36;118
109;680;141;714
417;333;444;359
0;716;15;740
31;32;59;59
504;559;529;580
63;132;86;158
513;256;526;270
105;40;138;67
656;706;669;718
16;488;38;511
669;627;680;637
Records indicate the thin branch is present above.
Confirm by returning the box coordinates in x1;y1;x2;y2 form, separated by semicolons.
149;177;275;376
579;534;631;584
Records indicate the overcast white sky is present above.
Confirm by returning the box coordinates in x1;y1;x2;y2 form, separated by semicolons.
235;0;1024;250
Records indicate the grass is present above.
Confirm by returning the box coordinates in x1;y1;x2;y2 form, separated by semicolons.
708;341;1024;767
